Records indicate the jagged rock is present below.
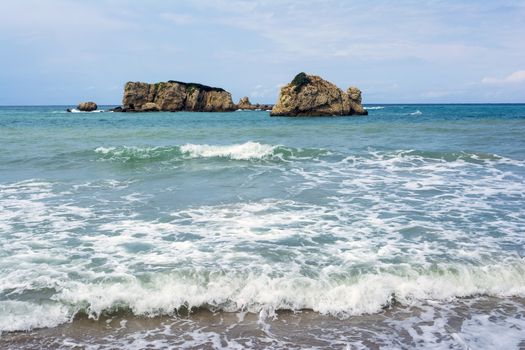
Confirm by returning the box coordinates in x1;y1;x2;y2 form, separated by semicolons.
237;96;252;109
141;102;160;112
77;101;98;112
122;81;235;112
236;96;274;111
270;73;367;117
347;87;367;115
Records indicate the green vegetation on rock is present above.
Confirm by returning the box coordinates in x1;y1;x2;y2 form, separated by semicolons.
154;82;166;90
291;72;310;93
167;80;225;92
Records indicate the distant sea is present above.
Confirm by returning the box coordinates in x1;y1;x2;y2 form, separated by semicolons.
1;105;524;349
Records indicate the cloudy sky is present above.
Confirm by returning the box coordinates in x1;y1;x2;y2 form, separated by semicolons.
1;0;524;105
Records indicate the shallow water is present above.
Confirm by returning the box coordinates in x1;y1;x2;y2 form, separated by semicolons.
1;105;524;348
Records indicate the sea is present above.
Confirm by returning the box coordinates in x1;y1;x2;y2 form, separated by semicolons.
0;104;524;349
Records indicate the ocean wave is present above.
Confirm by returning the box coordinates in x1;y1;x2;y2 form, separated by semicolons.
93;143;519;167
58;264;525;318
94;142;329;163
410;110;423;116
1;263;524;333
180;142;276;160
364;106;385;110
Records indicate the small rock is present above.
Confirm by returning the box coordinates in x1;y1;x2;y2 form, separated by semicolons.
77;101;98;112
237;96;252;109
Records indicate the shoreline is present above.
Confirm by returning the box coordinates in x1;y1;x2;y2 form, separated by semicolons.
2;296;524;349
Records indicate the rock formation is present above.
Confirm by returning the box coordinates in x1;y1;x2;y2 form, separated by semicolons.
346;87;367;115
77;101;98;112
121;81;235;112
236;96;273;111
270;73;367;117
237;96;252;109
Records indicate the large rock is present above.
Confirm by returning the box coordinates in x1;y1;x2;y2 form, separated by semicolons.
122;81;235;112
77;101;98;111
270;73;367;116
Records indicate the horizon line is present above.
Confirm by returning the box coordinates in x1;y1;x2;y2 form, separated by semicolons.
1;102;525;107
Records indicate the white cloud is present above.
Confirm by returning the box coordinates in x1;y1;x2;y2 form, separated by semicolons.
482;70;525;84
193;0;511;64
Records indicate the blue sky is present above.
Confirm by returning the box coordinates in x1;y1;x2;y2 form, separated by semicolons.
1;0;524;105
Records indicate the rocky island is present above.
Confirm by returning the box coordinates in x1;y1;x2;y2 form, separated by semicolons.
270;73;367;116
73;74;367;115
121;81;236;112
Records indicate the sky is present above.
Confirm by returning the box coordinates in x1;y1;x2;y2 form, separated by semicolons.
0;0;524;105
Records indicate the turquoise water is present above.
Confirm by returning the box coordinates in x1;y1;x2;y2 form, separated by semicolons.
1;105;525;348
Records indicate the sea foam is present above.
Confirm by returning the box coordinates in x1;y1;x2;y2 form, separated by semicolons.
69;108;105;113
180;142;276;160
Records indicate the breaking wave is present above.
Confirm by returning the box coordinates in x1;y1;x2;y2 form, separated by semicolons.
1;262;524;333
94;142;330;163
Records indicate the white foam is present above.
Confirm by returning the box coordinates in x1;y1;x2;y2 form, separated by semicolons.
459;312;525;349
3;194;522;329
410;110;423;115
0;301;72;333
180;142;277;160
364;106;385;110
69;108;104;113
94;146;114;154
